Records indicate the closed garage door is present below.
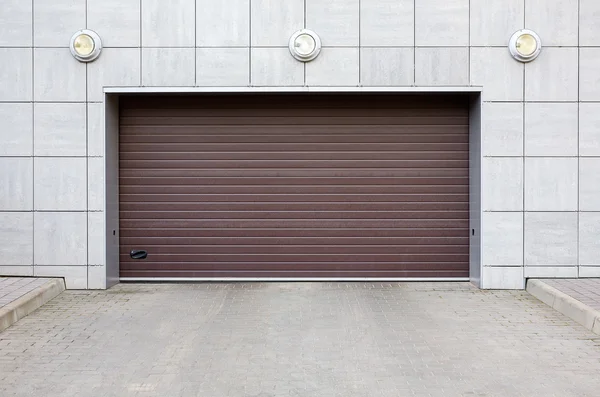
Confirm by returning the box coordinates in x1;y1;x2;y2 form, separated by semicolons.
119;94;470;279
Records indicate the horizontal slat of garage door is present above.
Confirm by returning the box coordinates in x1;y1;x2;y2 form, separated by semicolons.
119;94;469;278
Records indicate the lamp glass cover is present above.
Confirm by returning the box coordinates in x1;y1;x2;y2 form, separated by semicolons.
515;33;538;57
294;34;316;56
73;34;95;57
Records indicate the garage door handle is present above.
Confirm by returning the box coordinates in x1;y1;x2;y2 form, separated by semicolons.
130;250;148;259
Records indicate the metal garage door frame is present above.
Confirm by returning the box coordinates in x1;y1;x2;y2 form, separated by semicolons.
102;86;483;287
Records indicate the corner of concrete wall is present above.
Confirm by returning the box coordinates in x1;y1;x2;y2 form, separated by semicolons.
105;94;120;288
469;93;482;288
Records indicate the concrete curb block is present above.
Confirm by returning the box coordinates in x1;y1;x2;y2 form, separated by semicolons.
0;278;66;333
526;279;600;336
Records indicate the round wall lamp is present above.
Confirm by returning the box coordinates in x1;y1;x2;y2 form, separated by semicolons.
289;29;321;62
509;29;541;62
70;30;102;62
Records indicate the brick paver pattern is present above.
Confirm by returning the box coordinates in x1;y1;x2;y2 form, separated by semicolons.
543;278;600;312
0;277;53;309
1;282;600;397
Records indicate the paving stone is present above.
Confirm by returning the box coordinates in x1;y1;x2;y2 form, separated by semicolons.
543;279;600;312
0;283;599;396
0;277;52;307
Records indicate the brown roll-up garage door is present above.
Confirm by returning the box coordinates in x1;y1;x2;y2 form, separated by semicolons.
119;94;470;279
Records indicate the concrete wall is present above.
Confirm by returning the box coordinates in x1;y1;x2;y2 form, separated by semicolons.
469;96;482;287
1;0;599;289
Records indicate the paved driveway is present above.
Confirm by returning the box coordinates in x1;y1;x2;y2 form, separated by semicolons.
1;283;599;397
